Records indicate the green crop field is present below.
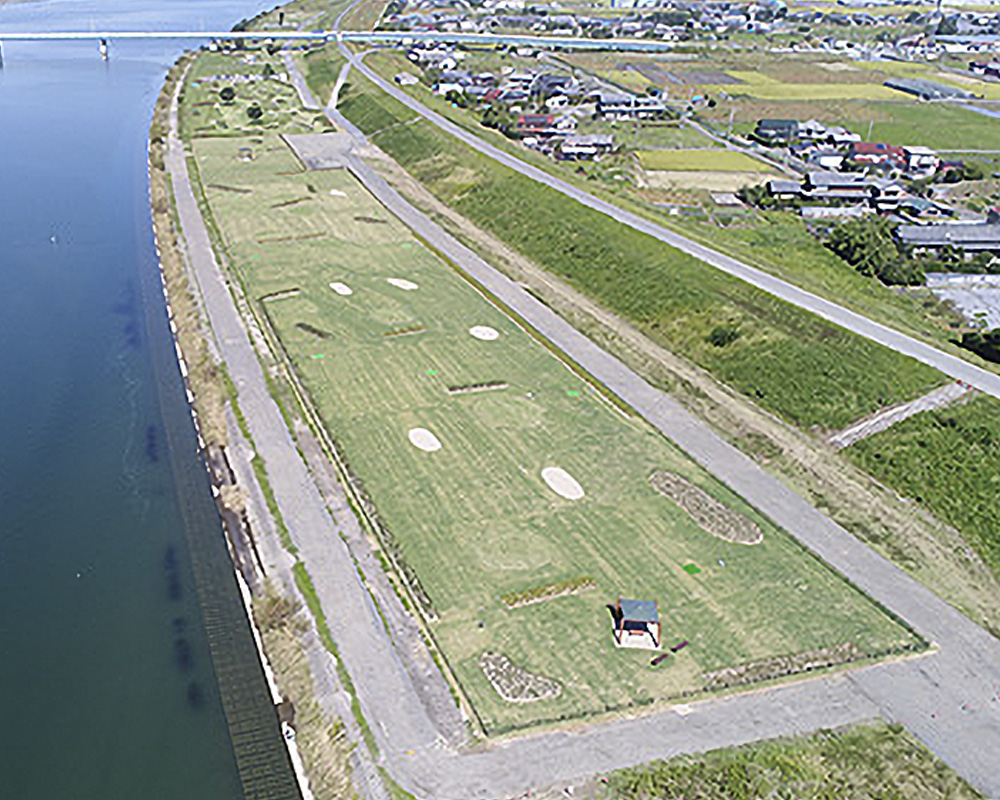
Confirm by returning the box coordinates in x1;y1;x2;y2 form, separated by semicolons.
189;129;918;734
638;149;771;172
846;395;1000;582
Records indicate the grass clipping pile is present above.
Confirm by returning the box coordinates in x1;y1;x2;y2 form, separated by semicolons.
650;471;763;545
480;653;562;703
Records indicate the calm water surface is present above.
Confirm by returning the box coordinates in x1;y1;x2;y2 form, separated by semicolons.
0;1;286;797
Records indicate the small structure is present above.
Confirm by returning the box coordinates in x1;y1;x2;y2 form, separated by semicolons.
613;597;661;650
753;118;798;145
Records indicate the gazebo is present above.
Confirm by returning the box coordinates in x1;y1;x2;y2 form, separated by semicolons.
613;598;661;650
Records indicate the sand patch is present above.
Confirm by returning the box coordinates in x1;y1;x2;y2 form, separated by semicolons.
408;427;442;452
650;471;762;545
542;467;584;500
479;652;561;703
469;325;500;341
328;282;353;296
387;278;419;291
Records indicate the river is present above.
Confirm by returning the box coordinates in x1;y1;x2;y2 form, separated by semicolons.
0;1;298;798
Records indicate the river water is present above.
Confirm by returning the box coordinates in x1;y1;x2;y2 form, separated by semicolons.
0;2;297;798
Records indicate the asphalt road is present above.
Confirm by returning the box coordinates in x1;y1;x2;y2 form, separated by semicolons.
345;50;1000;402
170;54;1000;799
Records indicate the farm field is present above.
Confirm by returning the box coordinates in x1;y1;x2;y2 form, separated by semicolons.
331;69;946;431
637;149;771;172
846;395;1000;583
190;132;918;734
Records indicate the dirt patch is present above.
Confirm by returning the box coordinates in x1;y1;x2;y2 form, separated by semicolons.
479;652;561;703
446;381;508;395
296;322;333;340
502;576;596;609
383;325;426;338
208;183;253;194
271;196;312;210
261;288;301;302
257;232;326;244
703;643;865;690
650;471;763;545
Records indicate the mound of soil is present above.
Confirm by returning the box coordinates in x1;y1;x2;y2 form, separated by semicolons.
650;471;762;545
479;652;561;703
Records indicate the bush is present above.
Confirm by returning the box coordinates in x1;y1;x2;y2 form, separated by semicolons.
958;328;1000;364
220;86;236;103
707;326;742;347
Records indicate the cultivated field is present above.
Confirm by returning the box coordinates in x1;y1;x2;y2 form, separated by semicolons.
191;132;918;733
637;149;771;172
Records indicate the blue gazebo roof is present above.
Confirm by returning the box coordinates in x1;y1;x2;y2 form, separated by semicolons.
619;598;659;624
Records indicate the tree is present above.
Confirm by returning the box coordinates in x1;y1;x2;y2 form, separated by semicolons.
220;86;236;103
262;63;275;78
958;329;1000;364
247;104;263;121
825;216;924;286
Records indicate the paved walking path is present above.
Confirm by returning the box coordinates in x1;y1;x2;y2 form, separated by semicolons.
344;49;1000;402
168;52;1000;798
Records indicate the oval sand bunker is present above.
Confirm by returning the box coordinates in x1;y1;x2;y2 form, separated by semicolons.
541;467;584;500
387;278;419;291
329;282;353;296
408;428;442;452
469;325;500;341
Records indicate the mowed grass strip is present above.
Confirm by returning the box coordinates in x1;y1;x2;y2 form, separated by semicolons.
192;132;917;733
846;395;1000;582
607;722;984;800
638;149;772;173
328;71;943;430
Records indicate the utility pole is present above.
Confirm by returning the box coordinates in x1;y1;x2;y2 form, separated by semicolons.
867;119;874;142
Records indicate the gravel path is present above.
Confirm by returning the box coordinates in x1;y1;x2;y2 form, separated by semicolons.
828;382;973;449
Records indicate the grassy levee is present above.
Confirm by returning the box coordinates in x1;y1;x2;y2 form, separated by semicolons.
846;394;1000;583
332;71;943;431
190;126;920;734
359;51;991;370
606;722;983;800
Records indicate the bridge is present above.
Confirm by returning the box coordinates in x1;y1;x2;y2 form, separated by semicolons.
0;28;676;63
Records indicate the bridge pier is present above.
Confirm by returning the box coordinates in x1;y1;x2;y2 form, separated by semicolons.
99;38;108;60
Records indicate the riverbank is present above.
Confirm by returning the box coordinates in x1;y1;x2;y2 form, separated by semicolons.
149;52;362;800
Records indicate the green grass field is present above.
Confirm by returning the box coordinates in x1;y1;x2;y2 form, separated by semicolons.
179;51;335;140
190;128;918;734
638;149;771;172
846;395;1000;583
606;722;983;800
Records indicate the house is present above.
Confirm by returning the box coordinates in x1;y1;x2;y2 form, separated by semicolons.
848;141;905;167
612;598;661;650
766;171;904;210
594;91;667;120
827;125;861;145
897;209;1000;252
797;119;829;141
558;133;615;160
970;60;1000;78
394;72;419;86
902;145;940;178
753;118;798;144
532;72;575;97
808;149;846;170
514;113;558;137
